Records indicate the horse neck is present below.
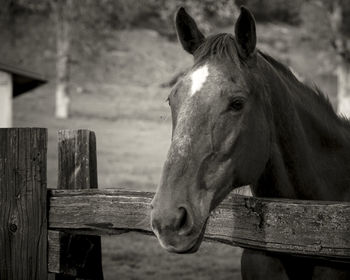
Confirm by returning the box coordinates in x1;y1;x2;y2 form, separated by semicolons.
253;55;350;201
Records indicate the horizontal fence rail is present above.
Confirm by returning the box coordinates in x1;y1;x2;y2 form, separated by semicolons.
48;188;350;270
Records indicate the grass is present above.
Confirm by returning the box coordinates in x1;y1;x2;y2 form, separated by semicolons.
4;13;337;279
102;234;242;280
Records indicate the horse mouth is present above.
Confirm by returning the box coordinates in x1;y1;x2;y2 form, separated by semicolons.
165;218;208;254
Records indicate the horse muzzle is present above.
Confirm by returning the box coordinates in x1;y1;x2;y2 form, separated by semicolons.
150;203;207;254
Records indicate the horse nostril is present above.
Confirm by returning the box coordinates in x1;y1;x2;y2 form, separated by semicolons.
175;207;187;230
176;206;194;236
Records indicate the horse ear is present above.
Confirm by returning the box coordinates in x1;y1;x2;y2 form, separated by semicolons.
234;6;256;59
175;7;205;54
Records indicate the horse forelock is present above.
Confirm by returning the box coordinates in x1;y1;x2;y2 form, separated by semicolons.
193;33;241;66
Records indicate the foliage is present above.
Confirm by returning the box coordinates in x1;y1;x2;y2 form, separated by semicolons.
153;0;238;33
300;1;350;59
300;2;333;46
75;0;238;35
318;0;350;36
235;0;303;25
2;0;312;37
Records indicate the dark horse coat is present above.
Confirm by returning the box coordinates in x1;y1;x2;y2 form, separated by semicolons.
151;6;350;279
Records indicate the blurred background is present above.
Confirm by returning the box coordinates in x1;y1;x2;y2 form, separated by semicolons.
1;0;350;279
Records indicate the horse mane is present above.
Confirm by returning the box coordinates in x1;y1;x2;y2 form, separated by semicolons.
258;50;350;127
258;51;299;83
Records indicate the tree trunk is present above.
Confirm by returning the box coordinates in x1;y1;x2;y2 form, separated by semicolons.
327;1;350;116
53;0;72;119
337;61;350;116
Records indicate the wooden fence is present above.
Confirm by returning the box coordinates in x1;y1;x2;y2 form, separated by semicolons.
0;128;350;279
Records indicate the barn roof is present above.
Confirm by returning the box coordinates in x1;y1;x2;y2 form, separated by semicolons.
0;62;47;97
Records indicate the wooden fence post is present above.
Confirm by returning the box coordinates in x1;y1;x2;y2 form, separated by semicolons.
49;130;103;279
0;128;47;279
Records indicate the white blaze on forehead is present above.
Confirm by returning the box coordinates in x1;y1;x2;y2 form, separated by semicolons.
190;64;209;96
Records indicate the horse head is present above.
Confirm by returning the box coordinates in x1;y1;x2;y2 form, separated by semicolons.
150;7;271;253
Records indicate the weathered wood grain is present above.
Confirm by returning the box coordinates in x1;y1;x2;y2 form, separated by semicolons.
0;128;47;279
48;189;350;262
49;130;103;279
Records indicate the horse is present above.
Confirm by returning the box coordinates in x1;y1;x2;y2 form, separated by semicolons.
150;6;350;279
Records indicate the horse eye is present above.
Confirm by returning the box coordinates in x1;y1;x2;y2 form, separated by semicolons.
228;98;245;111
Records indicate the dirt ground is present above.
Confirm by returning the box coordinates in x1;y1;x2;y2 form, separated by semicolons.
6;14;337;279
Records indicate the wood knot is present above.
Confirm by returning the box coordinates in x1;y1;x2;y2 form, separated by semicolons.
244;198;265;230
9;223;17;233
